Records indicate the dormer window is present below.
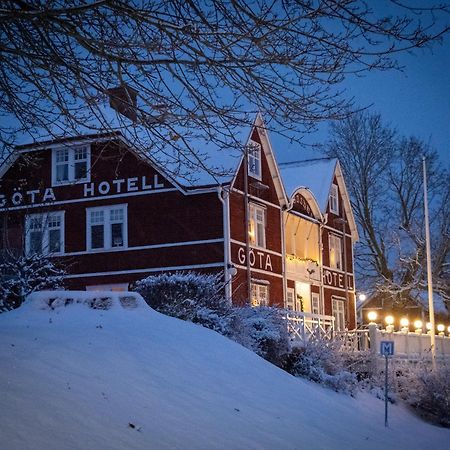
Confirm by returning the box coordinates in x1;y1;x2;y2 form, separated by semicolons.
329;183;339;214
247;140;261;179
52;146;90;186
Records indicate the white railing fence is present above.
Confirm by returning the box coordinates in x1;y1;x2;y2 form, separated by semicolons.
284;311;334;345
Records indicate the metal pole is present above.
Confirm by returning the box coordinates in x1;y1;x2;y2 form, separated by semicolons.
384;355;389;427
243;149;252;304
423;156;436;369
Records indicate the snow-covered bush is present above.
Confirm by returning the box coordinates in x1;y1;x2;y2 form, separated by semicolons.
285;338;358;394
0;252;65;312
228;307;291;366
133;271;230;332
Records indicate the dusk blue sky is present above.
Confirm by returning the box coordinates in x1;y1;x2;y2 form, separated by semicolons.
276;36;450;165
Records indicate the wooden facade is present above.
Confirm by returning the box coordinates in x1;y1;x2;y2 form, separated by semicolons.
0;117;359;329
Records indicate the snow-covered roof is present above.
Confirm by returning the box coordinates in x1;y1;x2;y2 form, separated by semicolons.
279;158;337;211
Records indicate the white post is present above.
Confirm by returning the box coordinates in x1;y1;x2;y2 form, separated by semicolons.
423;157;436;369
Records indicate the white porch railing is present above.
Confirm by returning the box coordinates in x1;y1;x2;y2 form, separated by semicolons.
284;311;335;344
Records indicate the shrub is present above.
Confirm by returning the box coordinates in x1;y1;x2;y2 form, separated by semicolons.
228;306;291;366
0;252;65;312
133;271;230;332
286;338;358;394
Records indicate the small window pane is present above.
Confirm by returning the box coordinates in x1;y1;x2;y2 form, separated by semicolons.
49;229;61;253
110;208;124;222
56;164;69;182
91;224;104;249
90;210;104;224
56;149;69;163
74;161;87;180
111;223;123;247
30;230;43;254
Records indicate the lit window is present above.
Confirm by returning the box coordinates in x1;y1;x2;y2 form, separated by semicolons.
247;141;261;179
251;283;269;307
25;212;64;255
329;234;342;270
87;204;127;251
52;146;90;185
286;288;295;310
329;183;339;214
332;298;346;331
249;203;266;248
311;292;321;315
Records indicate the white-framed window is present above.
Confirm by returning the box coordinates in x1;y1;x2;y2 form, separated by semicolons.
286;287;295;310
249;203;266;248
247;140;262;179
86;204;127;251
329;183;339;214
329;233;343;270
25;211;64;255
251;283;269;307
311;292;321;315
332;297;346;331
52;145;90;185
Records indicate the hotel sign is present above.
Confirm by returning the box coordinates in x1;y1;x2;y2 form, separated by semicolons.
0;175;165;208
323;268;354;290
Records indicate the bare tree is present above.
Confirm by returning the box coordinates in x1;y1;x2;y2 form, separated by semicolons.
1;1;449;180
327;111;449;311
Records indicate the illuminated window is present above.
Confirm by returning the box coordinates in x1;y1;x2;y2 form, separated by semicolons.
25;212;64;255
329;183;339;214
52;146;90;185
286;288;295;310
247;140;261;179
329;233;342;270
251;283;269;307
332;298;346;331
87;204;127;251
311;292;321;315
249;203;266;248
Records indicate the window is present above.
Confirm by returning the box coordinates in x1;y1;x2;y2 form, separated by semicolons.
247;140;261;179
286;288;295;310
311;292;321;315
87;204;127;251
25;212;64;255
52;146;90;185
249;203;266;248
332;298;346;331
251;283;269;307
329;183;339;214
329;233;342;270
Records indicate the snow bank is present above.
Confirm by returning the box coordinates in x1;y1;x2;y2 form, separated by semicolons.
0;293;449;450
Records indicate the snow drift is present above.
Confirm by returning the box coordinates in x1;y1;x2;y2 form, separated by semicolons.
0;291;448;450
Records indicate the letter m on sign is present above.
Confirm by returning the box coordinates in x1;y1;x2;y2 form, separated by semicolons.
380;341;394;356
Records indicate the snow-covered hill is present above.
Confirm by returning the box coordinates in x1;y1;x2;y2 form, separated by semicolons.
0;293;448;450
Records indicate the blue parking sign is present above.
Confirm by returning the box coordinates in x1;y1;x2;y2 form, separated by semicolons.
380;341;394;356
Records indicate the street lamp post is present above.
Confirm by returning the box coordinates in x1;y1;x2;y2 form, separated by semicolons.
423;156;436;369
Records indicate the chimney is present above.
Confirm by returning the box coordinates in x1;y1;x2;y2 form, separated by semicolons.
107;84;138;122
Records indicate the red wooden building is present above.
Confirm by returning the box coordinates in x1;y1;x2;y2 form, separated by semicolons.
0;115;358;329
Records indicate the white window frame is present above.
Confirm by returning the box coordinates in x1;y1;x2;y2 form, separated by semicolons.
329;183;339;214
311;292;321;315
86;204;128;252
332;297;346;331
25;211;65;256
286;287;295;310
249;203;266;248
52;145;91;186
247;140;262;180
251;283;269;307
329;233;343;270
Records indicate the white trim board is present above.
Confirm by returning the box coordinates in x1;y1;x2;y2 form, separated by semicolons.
63;262;225;279
64;238;224;256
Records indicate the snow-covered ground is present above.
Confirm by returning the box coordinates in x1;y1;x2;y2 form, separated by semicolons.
1;292;448;450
